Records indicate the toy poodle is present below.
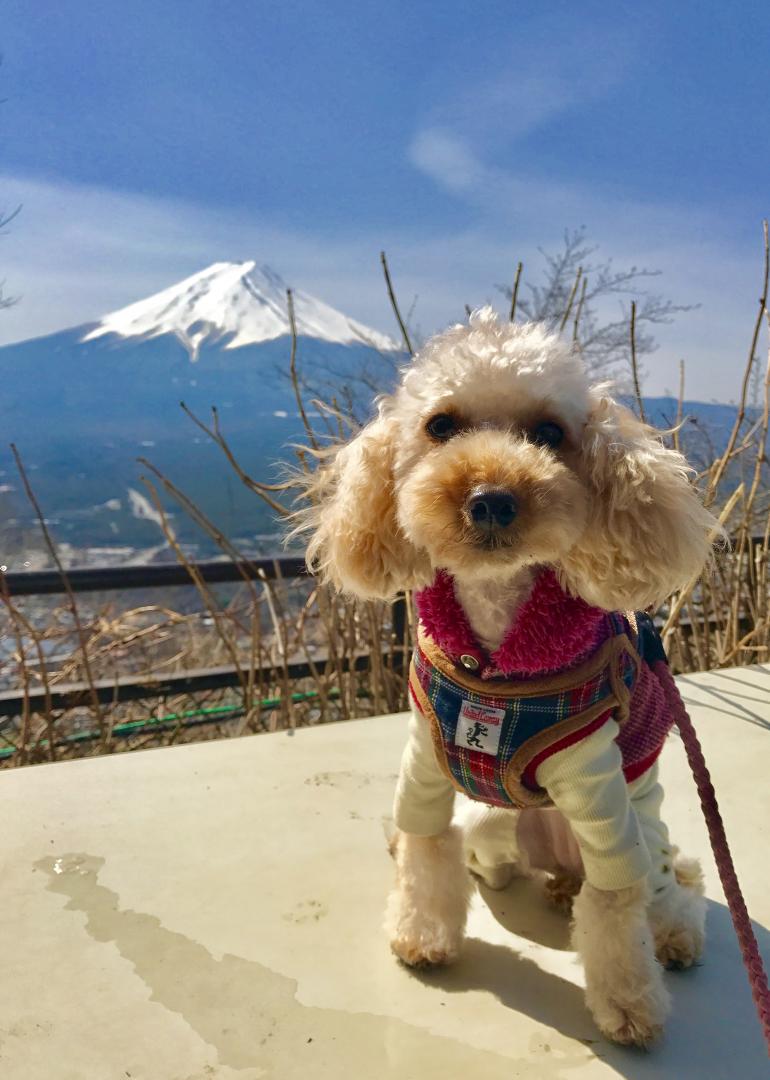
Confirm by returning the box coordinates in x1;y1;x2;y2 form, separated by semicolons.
299;307;718;1047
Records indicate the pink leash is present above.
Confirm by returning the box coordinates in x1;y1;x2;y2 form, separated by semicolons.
655;661;770;1056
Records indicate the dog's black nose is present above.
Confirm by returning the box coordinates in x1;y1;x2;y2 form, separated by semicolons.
466;487;518;530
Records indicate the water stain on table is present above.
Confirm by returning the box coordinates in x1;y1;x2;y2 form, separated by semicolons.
37;852;589;1079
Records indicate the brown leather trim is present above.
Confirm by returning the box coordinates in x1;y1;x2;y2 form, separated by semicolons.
417;624;627;699
503;696;622;807
610;634;641;727
408;659;467;796
502;633;640;804
502;777;553;808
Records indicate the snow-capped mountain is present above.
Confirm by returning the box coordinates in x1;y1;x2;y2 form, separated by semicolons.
0;262;402;556
83;261;396;360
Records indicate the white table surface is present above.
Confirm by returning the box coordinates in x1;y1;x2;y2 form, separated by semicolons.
1;664;769;1079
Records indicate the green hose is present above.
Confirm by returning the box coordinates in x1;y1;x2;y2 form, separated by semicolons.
0;687;357;761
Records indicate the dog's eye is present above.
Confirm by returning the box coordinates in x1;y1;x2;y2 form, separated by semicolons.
426;413;458;441
532;421;564;448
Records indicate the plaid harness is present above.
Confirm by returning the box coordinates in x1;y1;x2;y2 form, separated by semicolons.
409;611;663;809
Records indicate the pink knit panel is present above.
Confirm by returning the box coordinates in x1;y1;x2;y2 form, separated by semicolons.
618;660;672;767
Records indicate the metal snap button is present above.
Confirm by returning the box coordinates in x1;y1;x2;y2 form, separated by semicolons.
460;654;479;672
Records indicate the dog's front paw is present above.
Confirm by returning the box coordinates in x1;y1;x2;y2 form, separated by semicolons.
388;918;461;968
386;886;463;967
385;827;471;969
588;984;668;1048
573;880;670;1048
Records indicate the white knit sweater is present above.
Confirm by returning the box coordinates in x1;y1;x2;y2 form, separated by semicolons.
394;708;676;893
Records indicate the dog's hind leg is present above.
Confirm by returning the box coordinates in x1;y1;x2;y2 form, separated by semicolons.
629;766;706;970
385;826;473;967
460;803;525;890
647;851;706;970
543;869;583;914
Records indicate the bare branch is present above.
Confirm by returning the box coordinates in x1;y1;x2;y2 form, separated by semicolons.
673;359;685;455
509;261;523;322
630;300;647;424
10;444;106;745
572;275;588;344
380;250;413;357
287;288;320;451
706;220;769;504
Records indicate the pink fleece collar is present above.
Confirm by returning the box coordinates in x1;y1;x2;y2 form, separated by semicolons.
414;568;606;677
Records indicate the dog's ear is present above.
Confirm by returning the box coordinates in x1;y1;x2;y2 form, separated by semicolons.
560;394;719;612
300;414;429;600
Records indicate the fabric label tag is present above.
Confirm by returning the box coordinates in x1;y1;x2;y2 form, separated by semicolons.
455;700;505;756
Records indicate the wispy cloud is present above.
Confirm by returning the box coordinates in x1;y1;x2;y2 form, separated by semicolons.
413;16;630;150
403;20;766;405
409;130;486;196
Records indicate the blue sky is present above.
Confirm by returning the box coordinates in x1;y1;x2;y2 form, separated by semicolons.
1;1;768;400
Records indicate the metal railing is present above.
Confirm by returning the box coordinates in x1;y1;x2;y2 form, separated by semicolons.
0;556;408;728
2;556;308;597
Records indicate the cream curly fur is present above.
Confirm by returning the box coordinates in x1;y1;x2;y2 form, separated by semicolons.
300;307;717;1047
301;414;433;599
385;826;474;967
300;308;716;608
573;879;671;1047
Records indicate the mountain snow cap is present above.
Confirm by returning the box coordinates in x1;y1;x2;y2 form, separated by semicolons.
83;260;397;360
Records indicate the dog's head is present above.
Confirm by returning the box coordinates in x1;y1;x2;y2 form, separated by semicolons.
300;307;718;611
